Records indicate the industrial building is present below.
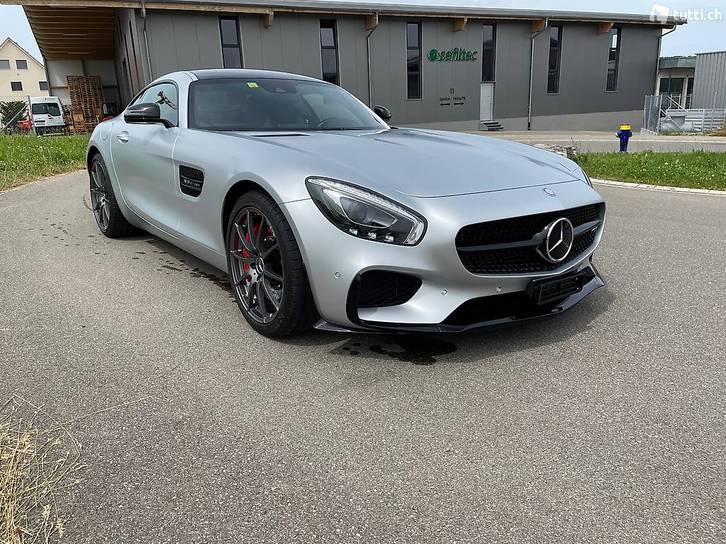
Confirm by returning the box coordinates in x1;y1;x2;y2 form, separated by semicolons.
9;0;686;131
656;51;726;110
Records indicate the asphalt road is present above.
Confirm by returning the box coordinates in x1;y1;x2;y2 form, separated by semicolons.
1;172;725;543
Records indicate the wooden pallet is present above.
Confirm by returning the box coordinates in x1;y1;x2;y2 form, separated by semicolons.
67;75;104;133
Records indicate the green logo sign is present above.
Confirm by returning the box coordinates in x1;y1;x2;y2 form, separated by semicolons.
427;48;478;62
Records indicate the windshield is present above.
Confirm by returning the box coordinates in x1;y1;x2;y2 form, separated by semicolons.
32;103;61;116
189;78;386;131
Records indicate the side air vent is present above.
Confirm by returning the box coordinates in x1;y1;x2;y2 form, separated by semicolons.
179;165;204;197
355;271;422;309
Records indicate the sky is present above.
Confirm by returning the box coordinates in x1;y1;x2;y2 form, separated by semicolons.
0;0;724;63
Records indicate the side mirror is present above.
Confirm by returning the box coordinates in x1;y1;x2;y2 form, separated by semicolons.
124;103;170;127
373;105;392;123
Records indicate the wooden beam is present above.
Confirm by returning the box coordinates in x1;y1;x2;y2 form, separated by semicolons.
453;17;467;32
597;21;614;34
262;10;274;28
364;12;378;31
531;19;547;33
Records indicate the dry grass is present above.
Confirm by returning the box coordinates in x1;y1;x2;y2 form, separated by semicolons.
1;397;84;544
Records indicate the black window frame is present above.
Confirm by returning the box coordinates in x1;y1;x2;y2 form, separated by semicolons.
481;24;496;83
16;59;28;70
319;19;340;85
39;81;49;91
10;81;23;92
547;25;563;95
129;80;180;127
219;16;243;69
406;22;422;100
606;27;622;92
0;59;9;70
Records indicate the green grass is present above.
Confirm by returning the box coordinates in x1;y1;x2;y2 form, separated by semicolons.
0;134;89;191
577;151;726;191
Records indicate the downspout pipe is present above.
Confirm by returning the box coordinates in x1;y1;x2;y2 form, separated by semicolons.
654;25;677;96
527;18;549;131
365;18;378;107
140;1;154;84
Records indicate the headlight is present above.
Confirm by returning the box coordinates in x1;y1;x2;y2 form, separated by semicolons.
306;177;426;245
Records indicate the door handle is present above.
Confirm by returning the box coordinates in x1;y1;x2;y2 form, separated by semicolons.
116;132;129;143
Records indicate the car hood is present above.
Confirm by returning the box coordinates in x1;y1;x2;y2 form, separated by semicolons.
231;128;582;199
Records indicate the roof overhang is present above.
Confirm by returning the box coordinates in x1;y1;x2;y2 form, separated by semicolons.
22;5;116;60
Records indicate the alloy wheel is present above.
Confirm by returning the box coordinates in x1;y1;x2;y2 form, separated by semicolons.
90;161;111;230
230;207;284;324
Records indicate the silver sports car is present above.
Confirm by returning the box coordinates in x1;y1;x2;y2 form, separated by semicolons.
87;69;606;337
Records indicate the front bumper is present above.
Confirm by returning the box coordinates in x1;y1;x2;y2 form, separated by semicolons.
282;180;605;332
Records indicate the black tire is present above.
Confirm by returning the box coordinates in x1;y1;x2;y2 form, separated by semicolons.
226;191;318;337
89;154;135;238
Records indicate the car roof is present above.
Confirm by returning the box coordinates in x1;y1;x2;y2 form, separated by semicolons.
190;69;322;82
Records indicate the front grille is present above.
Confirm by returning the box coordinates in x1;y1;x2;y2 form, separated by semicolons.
456;203;604;275
356;271;422;308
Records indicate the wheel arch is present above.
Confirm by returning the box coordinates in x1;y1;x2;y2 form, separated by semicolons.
86;145;101;171
221;179;272;240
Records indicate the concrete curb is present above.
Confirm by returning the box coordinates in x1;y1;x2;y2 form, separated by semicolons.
592;178;726;196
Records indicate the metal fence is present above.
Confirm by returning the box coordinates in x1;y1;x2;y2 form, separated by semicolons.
0;95;79;135
643;94;726;134
0;95;31;134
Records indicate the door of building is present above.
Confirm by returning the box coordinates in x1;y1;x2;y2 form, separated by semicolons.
479;83;495;121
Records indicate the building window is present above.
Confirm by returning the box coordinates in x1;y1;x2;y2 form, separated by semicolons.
39;81;49;91
606;27;621;91
686;77;694;108
219;17;243;69
547;25;562;94
10;81;22;91
406;22;422;99
319;20;339;85
481;24;496;82
659;76;683;97
0;59;10;70
16;59;28;70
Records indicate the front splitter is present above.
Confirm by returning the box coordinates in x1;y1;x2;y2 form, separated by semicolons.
315;264;605;334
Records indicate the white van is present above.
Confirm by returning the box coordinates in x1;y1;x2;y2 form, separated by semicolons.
30;96;66;134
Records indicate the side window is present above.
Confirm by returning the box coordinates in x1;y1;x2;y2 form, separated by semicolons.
132;82;179;126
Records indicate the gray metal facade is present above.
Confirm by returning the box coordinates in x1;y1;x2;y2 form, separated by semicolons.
692;51;726;110
114;8;666;130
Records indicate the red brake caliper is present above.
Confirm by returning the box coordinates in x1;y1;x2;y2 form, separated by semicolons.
239;223;259;282
238;222;272;284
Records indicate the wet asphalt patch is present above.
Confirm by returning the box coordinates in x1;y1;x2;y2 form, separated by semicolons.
337;335;458;365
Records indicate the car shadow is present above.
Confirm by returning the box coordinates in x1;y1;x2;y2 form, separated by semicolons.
128;233;615;365
322;287;614;365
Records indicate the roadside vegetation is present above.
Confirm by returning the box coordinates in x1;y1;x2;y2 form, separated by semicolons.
577;151;726;191
1;397;83;543
0;135;88;192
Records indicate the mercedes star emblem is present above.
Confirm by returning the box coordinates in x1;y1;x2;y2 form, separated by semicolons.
537;218;574;263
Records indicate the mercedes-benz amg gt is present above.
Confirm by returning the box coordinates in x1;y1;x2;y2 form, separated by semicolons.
87;69;606;337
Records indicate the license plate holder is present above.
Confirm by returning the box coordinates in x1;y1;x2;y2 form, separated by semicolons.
527;268;592;306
